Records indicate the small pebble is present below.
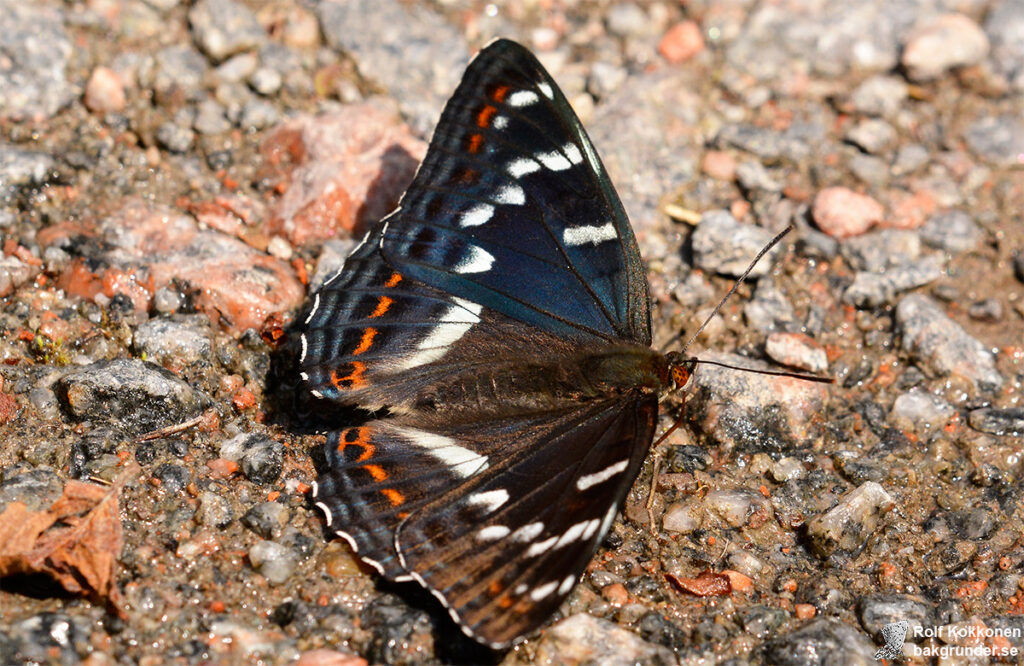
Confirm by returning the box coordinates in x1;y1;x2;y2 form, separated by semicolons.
806;482;893;558
765;332;828;373
658;21;704;64
967;407;1024;436
920;210;983;253
902;13;989;81
84;67;126;113
250;67;283;96
691;211;782;278
812;187;883;239
845;119;896;154
662;498;702;534
249;540;299;585
848;75;908;117
967;298;1002;322
890;389;955;431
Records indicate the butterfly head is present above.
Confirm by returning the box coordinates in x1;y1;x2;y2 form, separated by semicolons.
664;353;697;391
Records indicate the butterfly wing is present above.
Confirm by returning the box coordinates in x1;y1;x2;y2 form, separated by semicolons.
380;38;650;346
312;395;658;647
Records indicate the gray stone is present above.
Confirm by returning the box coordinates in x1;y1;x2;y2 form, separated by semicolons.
691;211;783;278
606;4;654;38
849;75;908;117
133;317;212;365
843;255;944;308
859;595;933;643
318;0;469;135
155;122;196;153
198;490;234;528
0;469;63;513
144;46;209;105
896;293;1003;392
891;143;929;176
189;0;266;63
249;67;282;96
534;613;676;666
0;0;74;120
964;115;1024;168
0;146;55;194
968;407;1024;436
841;228;921;272
193;99;232;135
744;277;799;334
56;359;206;435
238;435;284;485
587;62;628;99
902;13;989;81
736;160;782;192
845;118;896;154
242;501;289;539
806;481;893;558
985;0;1024;91
704;489;771;528
248;540;298;585
687;351;829;453
920;210;983;253
760;619;876;665
890;389;955;431
238;100;280;130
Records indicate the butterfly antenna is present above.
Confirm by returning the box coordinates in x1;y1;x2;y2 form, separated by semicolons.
678;224;794;355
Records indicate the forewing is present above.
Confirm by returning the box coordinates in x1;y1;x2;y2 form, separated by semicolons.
380;39;650;345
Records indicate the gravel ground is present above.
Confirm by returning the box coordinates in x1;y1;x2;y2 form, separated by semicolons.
1;0;1023;664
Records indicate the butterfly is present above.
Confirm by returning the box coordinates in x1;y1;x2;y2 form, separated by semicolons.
297;38;798;649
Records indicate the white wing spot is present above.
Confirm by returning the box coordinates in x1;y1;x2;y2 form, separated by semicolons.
478;525;511;541
576;459;630;491
506;157;541;179
563;143;583;164
388;425;488;478
304;293;320;324
507;90;539;107
530;580;559;601
535;149;572;171
299;333;308;363
513;583;528;595
563;222;618;247
598;504;618;541
511;521;544;542
582;518;601;541
493;115;509;130
495;184;526;205
557;574;576;596
395;297;482;369
460;203;494;228
526;535;558;557
538;82;554;99
314;501;332;526
454;245;495;274
299;371;309;381
467;489;509;514
554;519;593;549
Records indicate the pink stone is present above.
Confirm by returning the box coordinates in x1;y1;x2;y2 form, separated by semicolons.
658;21;705;64
262;102;427;247
295;650;367;666
812;187;884;239
84;67;126;114
39;199;304;335
701;150;737;181
765;332;829;373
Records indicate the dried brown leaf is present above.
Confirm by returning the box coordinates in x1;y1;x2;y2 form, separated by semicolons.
665;570;733;597
0;464;138;614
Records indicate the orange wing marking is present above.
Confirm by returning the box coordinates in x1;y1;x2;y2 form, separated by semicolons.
369;296;393;318
352;327;377;355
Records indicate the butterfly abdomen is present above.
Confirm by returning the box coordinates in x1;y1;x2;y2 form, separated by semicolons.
410;346;666;418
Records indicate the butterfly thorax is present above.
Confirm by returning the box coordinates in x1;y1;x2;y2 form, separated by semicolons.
411;345;668;418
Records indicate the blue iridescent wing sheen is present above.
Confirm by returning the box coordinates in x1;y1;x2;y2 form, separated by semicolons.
380;39;650;346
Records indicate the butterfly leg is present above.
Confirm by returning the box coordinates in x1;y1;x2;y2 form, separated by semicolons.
644;394;690;533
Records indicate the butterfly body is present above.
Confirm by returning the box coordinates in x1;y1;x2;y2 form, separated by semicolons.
298;39;689;648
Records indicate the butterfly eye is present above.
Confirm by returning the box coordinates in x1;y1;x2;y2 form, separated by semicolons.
670;359;696;389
